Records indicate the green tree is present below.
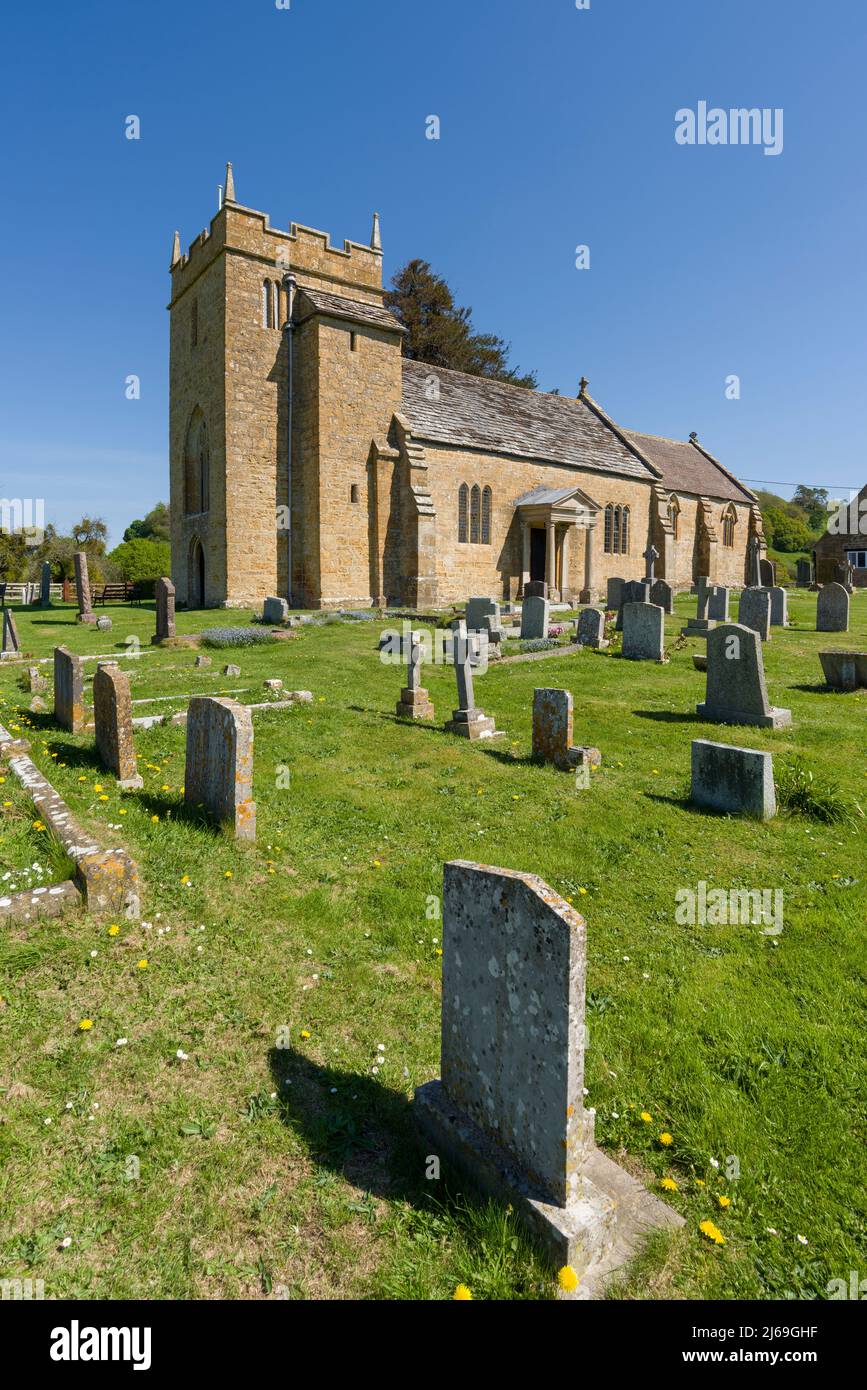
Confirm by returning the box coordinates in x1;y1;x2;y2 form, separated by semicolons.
124;502;170;544
764;507;815;553
71;516;108;554
791;485;830;531
384;259;537;388
108;537;171;584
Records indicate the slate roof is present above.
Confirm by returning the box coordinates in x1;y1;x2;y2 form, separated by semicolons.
295;286;405;334
625;431;755;504
514;483;600;509
400;361;656;481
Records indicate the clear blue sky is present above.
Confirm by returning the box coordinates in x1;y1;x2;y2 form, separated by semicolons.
1;0;864;545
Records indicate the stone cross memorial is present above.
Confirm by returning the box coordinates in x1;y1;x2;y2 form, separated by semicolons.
532;688;601;774
696;623;791;729
643;544;659;586
153;577;176;643
414;861;683;1282
74;551;97;624
93;663;143;789
54;645;86;733
816;582;849;633
621;601;665;661
737;587;771;641
748;536;763;588
520;595;550;640
184;696;256;840
444;620;497;739
396;629;435;720
691;739;776;820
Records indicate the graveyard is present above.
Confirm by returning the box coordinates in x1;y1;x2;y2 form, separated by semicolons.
0;585;864;1302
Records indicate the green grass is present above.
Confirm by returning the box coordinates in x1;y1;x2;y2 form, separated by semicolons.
0;593;865;1300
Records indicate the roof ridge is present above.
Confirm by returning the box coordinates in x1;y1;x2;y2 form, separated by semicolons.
626;428;689;446
402;357;570;403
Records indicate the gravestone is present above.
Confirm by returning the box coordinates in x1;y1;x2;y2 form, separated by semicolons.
836;559;855;594
415;861;683;1277
39;561;52;608
223;663;241;677
643;544;659;586
482;611;505;650
524;580;547;599
606;577;625;611
691;739;776;820
74;551;97;624
748;537;763;587
1;608;20;656
707;585;730;622
153;577;176;643
795;558;812;587
28;665;47;693
54;645;85;733
444;620;497;739
621;602;664;661
681;583;716;637
93;663;143;789
818;649;867;691
650;578;673;615
520;595;550;640
575;608;608;649
263;596;289;624
759;557;776;587
396;629;435;720
532;688;601;773
466;597;498;631
769;586;788;627
184;696;256;840
696;623;791;729
816;582;849;633
96;616;112;632
263;678;283;692
737;587;771;641
615;580;650;631
195;654;211;668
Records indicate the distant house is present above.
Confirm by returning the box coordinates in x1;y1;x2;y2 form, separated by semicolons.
813;483;867;587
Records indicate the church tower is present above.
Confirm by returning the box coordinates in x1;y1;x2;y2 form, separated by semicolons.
168;165;402;607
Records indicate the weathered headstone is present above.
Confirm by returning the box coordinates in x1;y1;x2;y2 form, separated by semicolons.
748;537;763;587
195;654;211;668
795;558;812;587
649;578;673;615
396;629;435;720
74;551;97;624
54;646;85;732
575;608;608;649
2;608;20;656
681;584;716;637
769;586;788;627
737;587;771;641
707;585;730;622
532;688;601;773
691;739;776;820
621;601;664;661
28;665;47;693
816;582;849;633
414;861;683;1276
615;579;650;630
223;663;241;677
696;623;791;729
606;577;625;611
39;561;52;608
263;596;289;624
153;577;176;643
466;597;498;631
520;595;550;640
524;580;547;599
184;696;256;840
93;663;143;789
263;678;283;692
818;649;867;691
759;557;776;587
96;616;112;632
444;620;497;739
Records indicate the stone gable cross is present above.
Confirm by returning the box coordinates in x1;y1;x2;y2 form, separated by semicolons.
643;544;659;585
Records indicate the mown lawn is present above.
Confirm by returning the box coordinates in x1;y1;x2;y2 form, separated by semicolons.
0;593;864;1300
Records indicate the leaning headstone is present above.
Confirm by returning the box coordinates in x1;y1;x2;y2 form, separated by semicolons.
184;697;256;840
532;688;601;773
39;561;52;608
818;650;867;691
520;595;550;640
1;609;20;656
93;663;143;789
606;577;625;612
263;596;289;624
524;580;547;599
696;623;791;729
691;739;776;820
153;577;176;643
650;578;673;615
396;629;435;720
621;602;664;661
74;551;97;624
444;621;497;739
414;861;683;1278
576;608;608;649
816;582;849;633
54;646;85;732
769;586;788;627
737;587;771;641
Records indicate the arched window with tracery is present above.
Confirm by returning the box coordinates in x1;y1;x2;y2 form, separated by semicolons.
470;484;481;543
667;495;680;540
458;484;469;543
612;506;621;555
620;506;630;554
722;504;736;548
481;486;492;544
604;503;613;553
184;409;209;516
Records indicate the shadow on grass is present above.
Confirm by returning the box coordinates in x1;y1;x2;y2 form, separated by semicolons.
789;682;850;695
632;709;701;724
133;789;224;832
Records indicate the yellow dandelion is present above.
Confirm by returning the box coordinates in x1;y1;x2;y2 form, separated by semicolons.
695;1178;705;1187
93;784;103;792
107;925;120;937
640;1111;652;1123
180;874;190;885
151;814;159;823
300;1029;311;1039
119;809;127;815
136;959;148;970
557;1265;579;1293
372;859;381;868
699;1219;726;1246
453;1284;472;1301
578;886;587;895
224;870;233;878
33;820;45;831
717;1194;731;1209
98;795;109;802
660;1177;679;1192
659;1132;674;1146
79;1019;94;1031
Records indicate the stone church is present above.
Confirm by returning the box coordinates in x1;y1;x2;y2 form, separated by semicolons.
169;165;762;609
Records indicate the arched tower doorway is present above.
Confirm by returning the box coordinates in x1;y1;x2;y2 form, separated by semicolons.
188;536;205;608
